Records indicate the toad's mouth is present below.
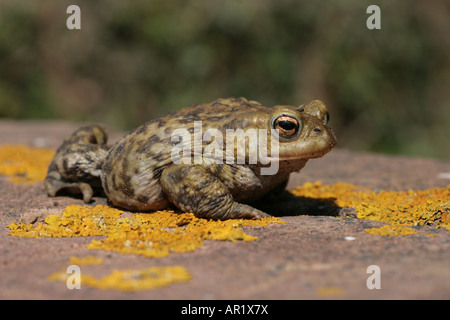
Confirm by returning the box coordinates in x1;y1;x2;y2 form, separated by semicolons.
274;149;333;161
270;126;337;161
270;139;337;161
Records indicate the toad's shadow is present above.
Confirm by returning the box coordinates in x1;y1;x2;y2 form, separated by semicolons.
249;190;356;218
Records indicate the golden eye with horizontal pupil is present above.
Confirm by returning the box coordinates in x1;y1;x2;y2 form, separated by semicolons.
273;115;300;138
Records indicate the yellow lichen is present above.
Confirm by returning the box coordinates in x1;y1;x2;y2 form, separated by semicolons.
291;182;450;235
49;265;191;291
8;204;284;257
316;286;346;297
84;266;191;291
0;144;55;184
68;256;104;266
365;224;417;236
8;204;123;238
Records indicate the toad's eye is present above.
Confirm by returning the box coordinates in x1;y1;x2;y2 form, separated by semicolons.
273;115;300;138
324;111;330;125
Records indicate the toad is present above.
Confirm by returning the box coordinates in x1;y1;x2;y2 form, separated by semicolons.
45;97;336;220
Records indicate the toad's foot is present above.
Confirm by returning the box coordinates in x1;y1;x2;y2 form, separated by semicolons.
160;164;271;220
44;125;110;203
45;170;94;203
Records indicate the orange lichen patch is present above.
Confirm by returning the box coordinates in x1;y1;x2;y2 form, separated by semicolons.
86;217;265;257
8;204;284;257
84;266;191;291
365;224;417;236
49;265;191;291
291;182;450;234
0;144;55;184
8;204;123;238
68;256;104;266
316;286;346;297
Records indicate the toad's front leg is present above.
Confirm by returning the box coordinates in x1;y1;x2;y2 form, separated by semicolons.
160;164;270;220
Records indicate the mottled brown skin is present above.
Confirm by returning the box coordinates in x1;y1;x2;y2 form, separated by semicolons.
45;125;109;203
45;97;336;220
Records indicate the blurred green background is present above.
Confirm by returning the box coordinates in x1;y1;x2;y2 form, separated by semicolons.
0;0;449;160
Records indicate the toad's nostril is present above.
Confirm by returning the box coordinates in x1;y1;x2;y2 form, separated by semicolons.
313;127;322;134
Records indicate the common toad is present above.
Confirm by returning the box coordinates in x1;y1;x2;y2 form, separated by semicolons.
45;97;336;219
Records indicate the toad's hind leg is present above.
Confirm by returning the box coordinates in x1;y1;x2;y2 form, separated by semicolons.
160;164;271;220
44;125;110;203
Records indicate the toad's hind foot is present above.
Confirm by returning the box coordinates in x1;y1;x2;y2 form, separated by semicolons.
45;170;94;203
44;125;110;203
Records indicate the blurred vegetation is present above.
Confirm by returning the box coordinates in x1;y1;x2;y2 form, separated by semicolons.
0;0;449;160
